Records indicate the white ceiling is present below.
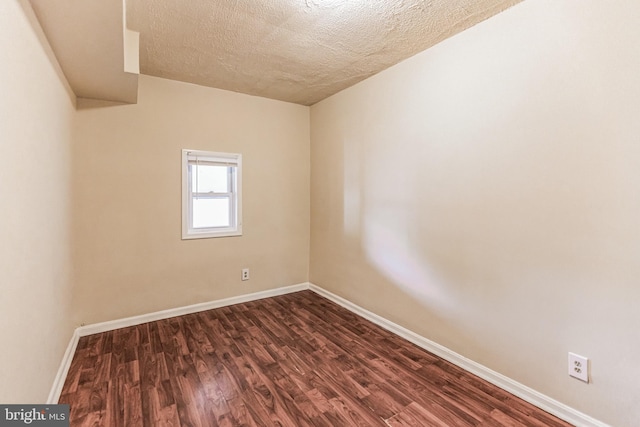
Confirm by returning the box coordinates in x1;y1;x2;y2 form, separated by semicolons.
30;0;521;106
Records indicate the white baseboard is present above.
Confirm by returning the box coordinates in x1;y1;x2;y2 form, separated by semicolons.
49;281;608;427
308;284;609;427
78;282;310;337
47;328;80;404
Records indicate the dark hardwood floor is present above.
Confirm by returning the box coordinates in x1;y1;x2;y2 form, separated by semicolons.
59;290;573;426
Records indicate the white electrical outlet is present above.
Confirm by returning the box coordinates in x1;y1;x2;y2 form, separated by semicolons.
241;268;250;281
568;352;589;383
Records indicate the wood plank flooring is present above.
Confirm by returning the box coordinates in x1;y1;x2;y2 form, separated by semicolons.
59;290;573;426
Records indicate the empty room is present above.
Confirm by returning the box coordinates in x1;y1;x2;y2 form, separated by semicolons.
1;0;638;426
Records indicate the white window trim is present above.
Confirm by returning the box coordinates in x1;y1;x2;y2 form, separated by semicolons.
182;149;243;239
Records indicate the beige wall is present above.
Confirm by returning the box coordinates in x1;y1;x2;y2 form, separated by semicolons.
0;1;76;403
72;75;310;325
310;1;640;426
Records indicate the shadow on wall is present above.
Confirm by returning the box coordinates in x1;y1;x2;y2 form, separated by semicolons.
342;133;456;314
335;101;614;363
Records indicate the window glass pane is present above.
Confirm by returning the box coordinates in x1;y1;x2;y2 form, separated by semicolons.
190;164;229;193
192;198;230;228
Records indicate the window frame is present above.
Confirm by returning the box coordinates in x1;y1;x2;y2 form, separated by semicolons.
182;149;242;239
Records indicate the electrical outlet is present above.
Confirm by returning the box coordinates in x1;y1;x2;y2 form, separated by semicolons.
568;352;589;383
241;268;250;281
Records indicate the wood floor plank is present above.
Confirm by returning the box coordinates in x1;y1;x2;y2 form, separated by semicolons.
59;291;574;427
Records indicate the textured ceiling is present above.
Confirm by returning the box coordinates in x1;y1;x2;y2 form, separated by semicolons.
127;0;521;106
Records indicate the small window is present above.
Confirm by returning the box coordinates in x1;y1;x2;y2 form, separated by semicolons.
182;149;242;239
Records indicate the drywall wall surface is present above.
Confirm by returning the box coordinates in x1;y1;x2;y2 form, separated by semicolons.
72;75;310;324
0;1;76;403
310;1;640;425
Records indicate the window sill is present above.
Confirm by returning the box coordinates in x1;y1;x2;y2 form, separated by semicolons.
182;229;243;240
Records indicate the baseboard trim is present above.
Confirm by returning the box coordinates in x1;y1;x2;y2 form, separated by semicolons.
308;284;609;427
47;328;80;404
49;281;608;426
78;282;310;337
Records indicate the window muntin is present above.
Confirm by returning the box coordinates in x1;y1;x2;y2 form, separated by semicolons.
182;150;242;239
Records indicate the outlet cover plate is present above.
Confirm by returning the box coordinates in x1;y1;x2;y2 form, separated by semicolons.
568;352;589;383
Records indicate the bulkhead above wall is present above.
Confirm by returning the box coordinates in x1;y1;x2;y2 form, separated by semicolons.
29;0;139;104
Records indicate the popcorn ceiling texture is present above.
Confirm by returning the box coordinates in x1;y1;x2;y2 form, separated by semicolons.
127;0;521;105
